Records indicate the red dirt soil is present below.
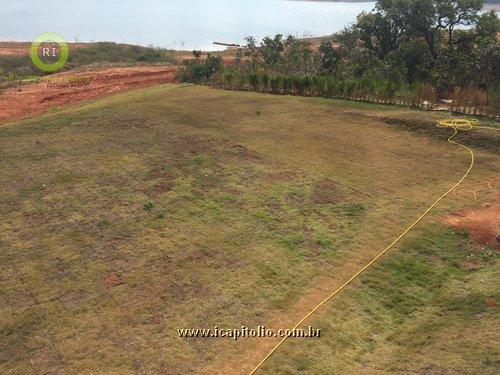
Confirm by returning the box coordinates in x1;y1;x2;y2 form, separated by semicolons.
0;66;178;123
445;201;500;249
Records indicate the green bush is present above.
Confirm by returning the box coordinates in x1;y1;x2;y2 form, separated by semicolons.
144;199;154;212
261;73;270;91
248;73;260;91
181;54;222;83
269;75;282;93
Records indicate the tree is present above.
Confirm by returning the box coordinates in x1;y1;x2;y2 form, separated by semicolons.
476;10;500;39
355;10;407;59
283;35;302;74
471;25;500;89
260;34;285;69
384;41;433;83
300;42;313;75
234;48;243;67
204;54;222;77
435;0;484;43
397;0;483;60
318;41;340;75
365;1;484;62
245;36;260;69
429;8;498;90
343;0;492;86
192;50;202;60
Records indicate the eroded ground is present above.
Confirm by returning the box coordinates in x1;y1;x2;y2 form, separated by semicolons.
446;199;500;249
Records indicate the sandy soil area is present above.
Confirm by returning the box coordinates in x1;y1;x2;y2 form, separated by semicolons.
445;198;500;249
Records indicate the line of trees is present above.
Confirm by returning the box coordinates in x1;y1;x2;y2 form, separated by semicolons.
181;0;499;116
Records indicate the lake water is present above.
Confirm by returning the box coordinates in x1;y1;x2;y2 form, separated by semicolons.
0;0;375;50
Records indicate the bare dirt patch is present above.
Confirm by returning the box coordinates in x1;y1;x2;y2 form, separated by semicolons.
445;201;500;249
0;66;178;123
102;272;124;288
485;298;497;307
229;144;265;161
313;179;344;205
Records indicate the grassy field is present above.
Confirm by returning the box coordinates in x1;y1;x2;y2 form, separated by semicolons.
0;85;498;374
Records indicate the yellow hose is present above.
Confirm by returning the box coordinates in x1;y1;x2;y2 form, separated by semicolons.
250;118;497;374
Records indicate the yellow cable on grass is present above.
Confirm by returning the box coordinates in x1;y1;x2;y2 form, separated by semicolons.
250;118;497;374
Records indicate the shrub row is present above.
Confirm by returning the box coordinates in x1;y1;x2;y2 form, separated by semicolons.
208;71;498;117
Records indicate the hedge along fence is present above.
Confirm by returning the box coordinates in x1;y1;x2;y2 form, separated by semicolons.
210;71;499;118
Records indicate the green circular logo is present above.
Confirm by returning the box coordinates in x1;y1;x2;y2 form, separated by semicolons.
30;33;69;72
